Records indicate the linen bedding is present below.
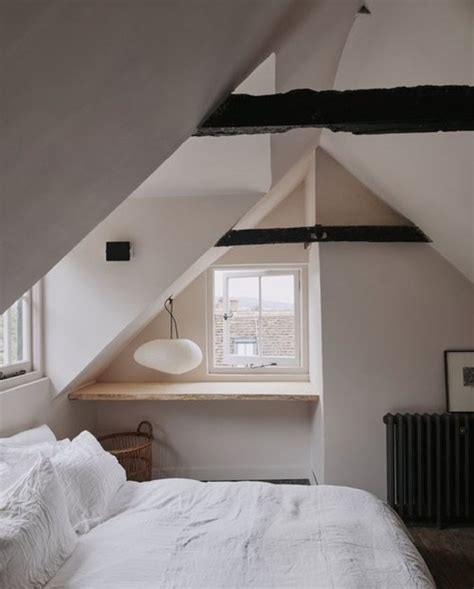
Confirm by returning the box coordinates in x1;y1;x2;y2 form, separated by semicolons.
47;479;434;589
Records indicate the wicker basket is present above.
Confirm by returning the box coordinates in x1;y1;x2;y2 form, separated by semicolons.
99;421;153;482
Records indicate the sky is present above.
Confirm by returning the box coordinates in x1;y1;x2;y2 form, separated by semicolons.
214;270;295;306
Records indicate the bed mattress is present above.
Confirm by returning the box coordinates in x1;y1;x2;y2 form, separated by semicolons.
47;479;434;588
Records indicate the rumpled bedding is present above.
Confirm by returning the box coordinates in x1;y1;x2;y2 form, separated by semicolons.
47;480;434;589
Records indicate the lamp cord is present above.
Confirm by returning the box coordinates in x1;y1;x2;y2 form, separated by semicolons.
165;296;179;339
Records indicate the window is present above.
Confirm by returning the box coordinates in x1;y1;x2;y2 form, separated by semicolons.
0;285;42;389
209;266;307;373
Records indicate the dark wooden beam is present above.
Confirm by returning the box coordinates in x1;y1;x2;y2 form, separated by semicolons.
195;85;474;136
215;225;430;247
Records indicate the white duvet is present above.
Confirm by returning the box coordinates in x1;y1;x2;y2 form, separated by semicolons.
47;479;434;589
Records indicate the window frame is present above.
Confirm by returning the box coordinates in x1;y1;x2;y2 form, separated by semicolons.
207;264;308;376
0;282;43;392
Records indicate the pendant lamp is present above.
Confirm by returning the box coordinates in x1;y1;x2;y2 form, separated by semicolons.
133;297;202;375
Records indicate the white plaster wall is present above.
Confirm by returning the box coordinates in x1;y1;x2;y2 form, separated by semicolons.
319;243;474;498
0;378;95;439
100;184;308;383
95;400;312;481
94;185;313;481
308;245;325;485
315;149;409;226
44;194;258;395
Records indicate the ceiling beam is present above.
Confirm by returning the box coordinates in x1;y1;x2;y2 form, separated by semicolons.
215;225;430;247
195;85;474;136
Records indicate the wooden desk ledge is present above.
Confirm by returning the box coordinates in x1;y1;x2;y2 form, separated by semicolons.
69;382;319;402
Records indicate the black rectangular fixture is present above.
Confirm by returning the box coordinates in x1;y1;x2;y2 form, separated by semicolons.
106;241;131;261
195;85;474;136
215;225;430;247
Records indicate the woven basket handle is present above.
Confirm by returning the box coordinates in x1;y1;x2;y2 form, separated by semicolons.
137;420;153;438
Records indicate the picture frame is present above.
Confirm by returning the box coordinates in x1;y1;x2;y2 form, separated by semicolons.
444;349;474;412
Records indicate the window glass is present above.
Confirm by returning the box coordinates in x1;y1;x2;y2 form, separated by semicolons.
226;275;259;364
261;274;295;359
0;292;31;377
211;268;302;371
9;298;25;364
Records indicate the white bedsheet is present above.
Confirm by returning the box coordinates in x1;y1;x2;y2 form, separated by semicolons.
47;480;434;589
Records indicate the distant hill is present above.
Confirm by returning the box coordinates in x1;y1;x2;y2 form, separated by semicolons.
230;297;293;311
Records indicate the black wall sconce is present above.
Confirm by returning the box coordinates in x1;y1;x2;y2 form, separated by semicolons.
106;241;132;261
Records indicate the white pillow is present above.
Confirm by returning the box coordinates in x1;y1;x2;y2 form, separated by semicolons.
51;431;126;534
0;424;57;446
0;440;70;493
0;457;77;589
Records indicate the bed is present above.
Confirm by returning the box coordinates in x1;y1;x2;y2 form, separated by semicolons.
47;478;434;588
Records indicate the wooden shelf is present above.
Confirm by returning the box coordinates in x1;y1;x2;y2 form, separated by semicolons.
69;382;318;402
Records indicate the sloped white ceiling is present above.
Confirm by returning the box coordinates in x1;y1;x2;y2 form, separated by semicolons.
271;0;359;182
0;0;301;313
321;0;474;282
133;55;275;199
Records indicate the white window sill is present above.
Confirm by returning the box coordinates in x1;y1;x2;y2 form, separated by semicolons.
209;367;309;377
0;371;44;393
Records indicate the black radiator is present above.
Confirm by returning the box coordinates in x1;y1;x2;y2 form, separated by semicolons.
384;413;474;527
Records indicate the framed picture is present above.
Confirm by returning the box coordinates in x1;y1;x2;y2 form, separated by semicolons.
445;350;474;412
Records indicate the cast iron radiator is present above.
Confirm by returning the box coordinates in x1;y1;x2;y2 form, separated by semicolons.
383;413;474;527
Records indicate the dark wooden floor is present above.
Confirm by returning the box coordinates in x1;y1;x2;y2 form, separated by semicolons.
409;526;474;589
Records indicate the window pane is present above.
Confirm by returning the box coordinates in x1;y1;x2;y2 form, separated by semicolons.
213;271;225;366
227;276;259;363
0;294;29;370
10;299;24;364
212;269;301;371
235;339;258;356
261;274;295;358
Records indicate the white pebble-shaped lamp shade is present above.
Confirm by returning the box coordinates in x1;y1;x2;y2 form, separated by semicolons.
133;339;203;375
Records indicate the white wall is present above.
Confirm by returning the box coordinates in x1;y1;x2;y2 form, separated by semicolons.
315;149;409;226
305;146;474;494
100;185;308;383
44;194;258;395
0;378;95;439
308;245;325;485
319;243;474;498
307;147;409;486
94;185;313;481
95;400;312;481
